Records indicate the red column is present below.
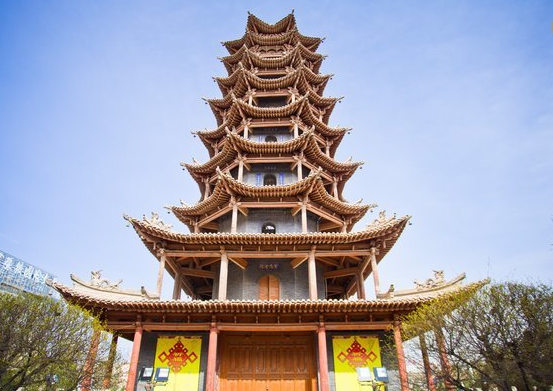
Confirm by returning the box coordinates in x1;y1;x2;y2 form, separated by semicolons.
317;324;330;391
125;325;143;391
419;334;436;391
393;322;410;391
435;328;455;391
81;328;101;391
103;333;119;389
205;323;219;391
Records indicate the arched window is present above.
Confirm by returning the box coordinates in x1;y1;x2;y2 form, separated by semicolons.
261;222;276;234
263;174;277;186
259;275;280;300
265;135;277;143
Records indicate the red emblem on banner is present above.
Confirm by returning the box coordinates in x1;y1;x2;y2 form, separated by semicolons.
337;338;377;368
158;339;198;373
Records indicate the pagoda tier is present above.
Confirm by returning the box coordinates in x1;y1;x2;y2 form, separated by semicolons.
124;212;409;300
220;43;325;75
245;12;297;35
184;130;362;201
222;29;323;54
206;92;340;126
170;171;374;233
214;63;332;97
194;108;350;158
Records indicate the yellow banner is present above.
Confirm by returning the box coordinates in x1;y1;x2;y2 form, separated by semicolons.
332;336;382;391
153;336;202;391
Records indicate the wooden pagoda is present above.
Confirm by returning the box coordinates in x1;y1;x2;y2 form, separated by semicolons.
53;12;483;391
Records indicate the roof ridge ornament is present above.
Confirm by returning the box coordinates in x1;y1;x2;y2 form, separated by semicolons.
143;212;173;231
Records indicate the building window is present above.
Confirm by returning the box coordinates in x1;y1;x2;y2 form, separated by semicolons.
261;222;276;234
263;174;277;186
265;135;277;143
259;275;280;300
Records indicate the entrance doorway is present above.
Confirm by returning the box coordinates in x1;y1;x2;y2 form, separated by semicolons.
219;335;317;391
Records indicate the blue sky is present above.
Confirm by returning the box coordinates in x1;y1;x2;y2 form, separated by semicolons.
1;0;552;298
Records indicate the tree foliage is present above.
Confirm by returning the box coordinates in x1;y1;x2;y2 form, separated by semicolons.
402;282;553;391
0;292;124;391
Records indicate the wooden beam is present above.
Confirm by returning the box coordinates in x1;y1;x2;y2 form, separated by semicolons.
228;256;248;270
197;285;213;294
325;321;393;331
326;285;345;294
164;250;373;259
181;268;215;279
290;256;308;268
217;323;318;332
199;258;220;267
143;323;211;331
323;267;359;279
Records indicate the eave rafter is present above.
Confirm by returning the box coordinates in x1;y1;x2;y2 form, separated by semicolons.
246;12;297;35
223;29;323;54
194;100;349;158
205;90;341;126
215;63;332;96
220;43;325;75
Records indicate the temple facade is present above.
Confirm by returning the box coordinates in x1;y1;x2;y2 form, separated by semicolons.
53;12;482;391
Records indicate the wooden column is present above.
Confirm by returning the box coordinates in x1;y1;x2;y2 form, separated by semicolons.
435;328;455;391
393;321;410;391
156;250;166;297
297;160;303;181
172;272;182;300
301;199;308;233
332;178;339;198
370;247;380;295
317;323;330;391
356;270;366;300
205;323;219;391
230;198;238;234
293;122;299;138
125;324;143;391
204;178;211;200
244;125;249;139
218;251;229;300
81;328;101;391
237;159;244;182
103;333;119;390
308;249;317;300
419;334;436;391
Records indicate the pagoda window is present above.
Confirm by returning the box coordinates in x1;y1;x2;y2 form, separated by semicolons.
256;96;288;108
261;222;276;234
259;275;280;300
278;173;284;185
263;174;277;186
257;73;286;80
265;135;278;143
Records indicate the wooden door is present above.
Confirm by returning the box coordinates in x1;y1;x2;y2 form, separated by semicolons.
220;335;316;391
259;275;280;300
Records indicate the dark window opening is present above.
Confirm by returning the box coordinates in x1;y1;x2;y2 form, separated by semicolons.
257;96;288;108
263;174;277;186
265;135;278;143
261;222;276;234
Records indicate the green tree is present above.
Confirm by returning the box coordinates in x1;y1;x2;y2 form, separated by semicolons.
402;282;553;391
0;292;124;391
